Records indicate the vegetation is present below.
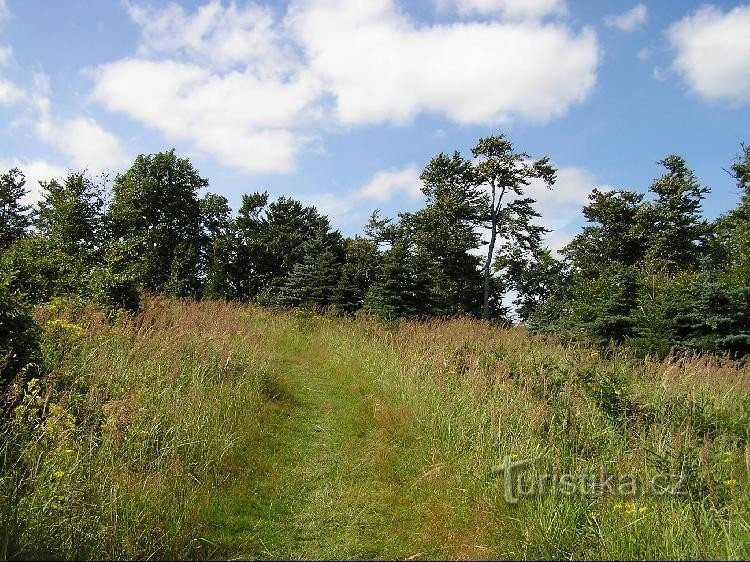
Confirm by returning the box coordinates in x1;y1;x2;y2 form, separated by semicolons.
0;298;747;559
1;134;750;559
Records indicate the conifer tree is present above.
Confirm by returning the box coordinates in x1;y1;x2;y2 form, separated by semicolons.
0;168;32;251
277;232;341;308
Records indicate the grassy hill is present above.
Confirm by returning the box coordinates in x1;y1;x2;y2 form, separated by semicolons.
1;297;748;559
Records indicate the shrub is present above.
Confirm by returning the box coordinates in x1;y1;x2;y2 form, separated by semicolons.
0;281;40;390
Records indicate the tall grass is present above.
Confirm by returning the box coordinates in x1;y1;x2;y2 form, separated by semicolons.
338;317;750;559
1;299;748;559
0;297;281;559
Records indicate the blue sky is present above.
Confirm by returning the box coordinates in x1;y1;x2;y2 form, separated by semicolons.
1;0;749;248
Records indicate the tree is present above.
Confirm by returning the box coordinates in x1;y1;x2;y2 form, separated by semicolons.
0;168;32;251
715;144;750;285
498;246;566;323
410;151;485;316
0;235;78;304
234;194;341;301
277;231;341;308
333;237;380;313
0;278;40;388
35;172;105;260
364;242;432;319
640;155;710;273
471;135;556;319
563;189;646;276
199;193;234;299
108;150;206;297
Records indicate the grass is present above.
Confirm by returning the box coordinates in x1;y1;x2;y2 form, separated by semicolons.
1;297;748;559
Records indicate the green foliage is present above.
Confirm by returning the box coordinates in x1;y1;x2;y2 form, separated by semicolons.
35;172;105;260
640;155;710;273
410;151;485;316
200;193;234;300
0;235;79;305
564;189;646;275
276;232;342;309
234;194;339;301
498;246;566;322
0;168;32;252
471;134;556;319
333;237;380;313
0;280;40;387
108;150;205;296
364;242;433;319
88;265;140;314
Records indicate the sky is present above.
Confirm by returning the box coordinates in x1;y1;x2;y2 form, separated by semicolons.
1;0;749;249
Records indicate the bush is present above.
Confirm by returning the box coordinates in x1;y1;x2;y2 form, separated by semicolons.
88;266;140;315
0;281;40;389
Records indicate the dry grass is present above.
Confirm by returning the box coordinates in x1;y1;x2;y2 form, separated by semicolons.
0;299;748;559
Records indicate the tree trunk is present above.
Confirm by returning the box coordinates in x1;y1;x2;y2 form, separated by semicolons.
482;183;505;320
482;215;497;320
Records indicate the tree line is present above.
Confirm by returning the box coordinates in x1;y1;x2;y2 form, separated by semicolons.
2;135;750;387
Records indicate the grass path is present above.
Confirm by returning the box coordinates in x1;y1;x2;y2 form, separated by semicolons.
202;325;501;560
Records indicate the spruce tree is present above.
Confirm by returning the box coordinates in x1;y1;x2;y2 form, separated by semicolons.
277;233;341;308
0;168;32;251
640;155;710;273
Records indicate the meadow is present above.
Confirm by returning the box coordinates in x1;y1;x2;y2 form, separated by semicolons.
1;297;748;560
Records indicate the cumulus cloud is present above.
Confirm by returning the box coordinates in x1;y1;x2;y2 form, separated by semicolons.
92;1;322;173
604;4;647;32
90;0;600;173
525;166;612;250
0;158;69;205
0;78;22;104
355;166;423;201
127;0;298;76
667;4;750;106
434;0;566;19
35;115;127;174
0;44;11;65
91;58;317;173
289;0;598;126
301;164;425;229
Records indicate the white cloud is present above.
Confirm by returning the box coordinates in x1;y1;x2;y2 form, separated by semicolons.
355;165;423;201
91;57;319;173
289;0;599;126
35;115;127;173
0;78;22;104
637;47;652;62
92;1;323;174
127;0;298;76
604;4;647;32
301;164;425;229
524;165;613;252
667;5;750;106
0;44;11;65
0;159;69;205
435;0;566;20
90;0;599;174
0;0;9;22
302;192;362;229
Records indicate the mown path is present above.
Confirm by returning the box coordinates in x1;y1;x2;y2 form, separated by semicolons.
202;327;502;560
